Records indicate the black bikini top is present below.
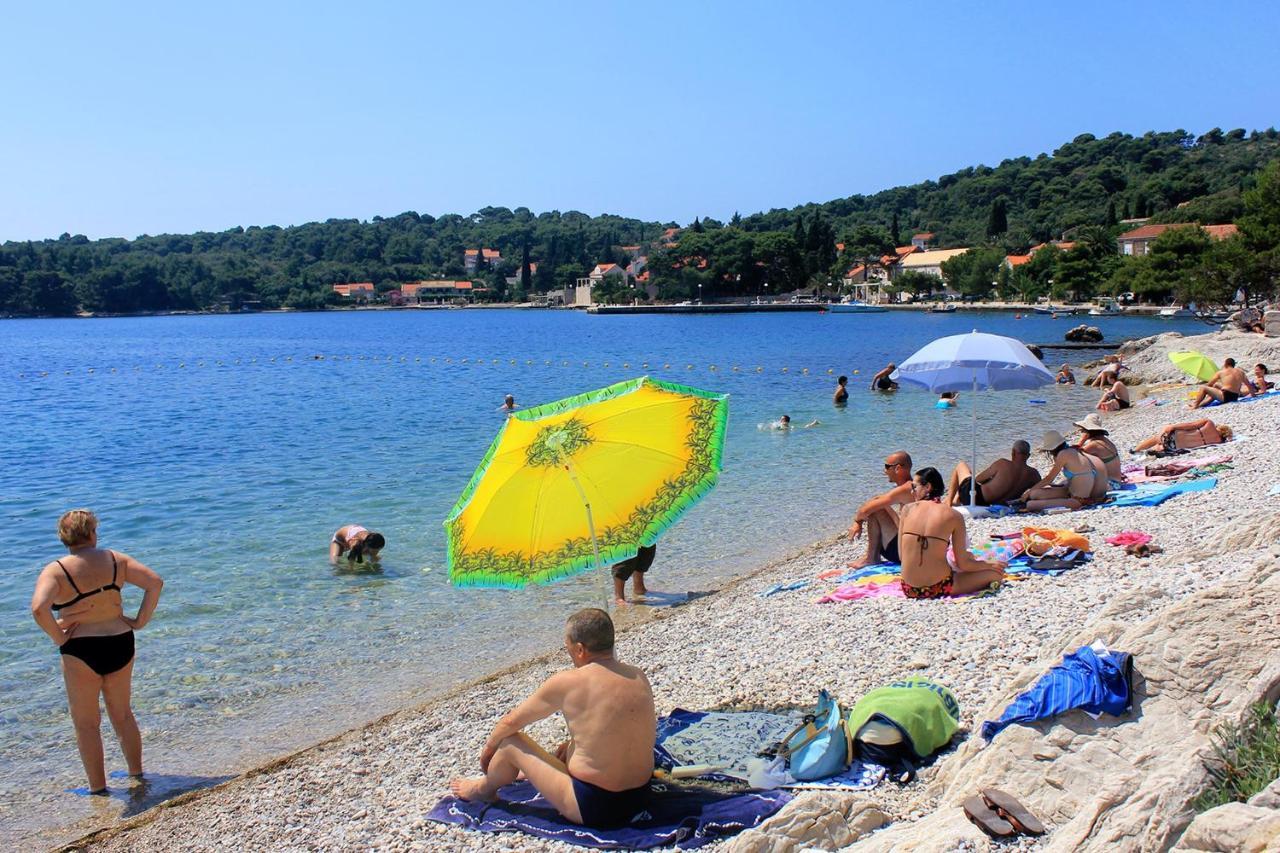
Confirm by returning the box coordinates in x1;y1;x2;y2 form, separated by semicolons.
52;551;120;611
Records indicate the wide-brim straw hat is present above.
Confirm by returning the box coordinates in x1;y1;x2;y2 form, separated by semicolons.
1073;413;1108;434
1037;429;1068;452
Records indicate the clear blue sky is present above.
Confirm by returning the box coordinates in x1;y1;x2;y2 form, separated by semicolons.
3;0;1278;241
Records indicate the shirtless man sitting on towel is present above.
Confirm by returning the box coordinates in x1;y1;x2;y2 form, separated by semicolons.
450;609;656;828
1191;358;1253;409
944;440;1040;507
846;450;916;567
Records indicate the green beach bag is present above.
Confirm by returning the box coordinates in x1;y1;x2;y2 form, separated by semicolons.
846;678;960;783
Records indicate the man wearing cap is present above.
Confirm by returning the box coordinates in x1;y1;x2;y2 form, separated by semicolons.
945;441;1041;507
1073;413;1123;486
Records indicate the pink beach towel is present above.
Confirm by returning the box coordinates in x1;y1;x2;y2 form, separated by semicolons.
817;580;905;603
1105;531;1152;548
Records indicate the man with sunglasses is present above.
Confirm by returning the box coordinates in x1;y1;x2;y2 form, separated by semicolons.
846;450;914;568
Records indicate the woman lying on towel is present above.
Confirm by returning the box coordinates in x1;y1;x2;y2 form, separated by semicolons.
897;468;1005;600
1131;419;1233;454
1017;431;1109;512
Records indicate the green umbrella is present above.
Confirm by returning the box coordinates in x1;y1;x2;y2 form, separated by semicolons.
1168;351;1218;383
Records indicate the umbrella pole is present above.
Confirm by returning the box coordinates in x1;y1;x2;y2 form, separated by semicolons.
565;461;608;609
970;370;978;508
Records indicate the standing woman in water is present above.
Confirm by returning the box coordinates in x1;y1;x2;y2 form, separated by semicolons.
30;510;164;794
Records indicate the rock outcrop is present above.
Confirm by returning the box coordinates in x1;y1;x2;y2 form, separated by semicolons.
1065;324;1104;343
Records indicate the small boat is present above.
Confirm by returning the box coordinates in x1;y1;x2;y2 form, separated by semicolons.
826;301;887;313
1158;306;1195;318
928;303;957;313
1088;298;1123;316
1032;305;1073;315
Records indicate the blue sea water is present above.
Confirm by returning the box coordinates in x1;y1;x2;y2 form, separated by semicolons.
0;308;1201;842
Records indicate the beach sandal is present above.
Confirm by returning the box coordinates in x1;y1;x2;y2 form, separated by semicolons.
1126;543;1153;558
963;795;1015;838
980;788;1045;836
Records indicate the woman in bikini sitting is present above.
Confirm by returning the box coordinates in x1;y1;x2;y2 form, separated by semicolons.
1072;413;1123;487
897;467;1005;599
30;510;164;795
1132;419;1233;454
1019;430;1109;512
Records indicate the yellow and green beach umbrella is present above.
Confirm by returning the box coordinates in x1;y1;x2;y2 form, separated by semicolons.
445;376;729;589
1168;350;1218;383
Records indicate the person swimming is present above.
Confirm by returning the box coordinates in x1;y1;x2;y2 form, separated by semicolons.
936;391;958;409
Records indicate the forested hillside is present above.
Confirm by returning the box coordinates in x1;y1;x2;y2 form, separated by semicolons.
1;128;1277;315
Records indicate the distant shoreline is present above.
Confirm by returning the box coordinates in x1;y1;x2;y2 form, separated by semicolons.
1;300;1218;321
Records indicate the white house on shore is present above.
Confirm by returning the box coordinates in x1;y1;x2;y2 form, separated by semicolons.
897;248;968;279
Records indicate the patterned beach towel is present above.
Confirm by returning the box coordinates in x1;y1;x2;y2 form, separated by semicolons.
655;709;885;791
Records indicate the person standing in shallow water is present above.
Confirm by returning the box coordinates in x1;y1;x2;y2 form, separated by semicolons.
833;375;849;404
30;510;164;795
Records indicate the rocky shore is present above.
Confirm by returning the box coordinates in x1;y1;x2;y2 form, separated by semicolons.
62;330;1280;852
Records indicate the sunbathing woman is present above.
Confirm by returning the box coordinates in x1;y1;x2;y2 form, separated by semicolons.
1072;413;1123;486
897;467;1005;599
1131;419;1233;454
1019;430;1109;512
30;510;164;795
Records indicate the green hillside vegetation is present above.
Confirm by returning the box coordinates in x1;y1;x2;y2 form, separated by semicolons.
2;128;1278;316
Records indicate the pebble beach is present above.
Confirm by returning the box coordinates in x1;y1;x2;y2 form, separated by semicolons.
56;330;1280;851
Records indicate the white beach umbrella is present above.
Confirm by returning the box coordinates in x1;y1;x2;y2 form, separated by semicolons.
894;331;1055;506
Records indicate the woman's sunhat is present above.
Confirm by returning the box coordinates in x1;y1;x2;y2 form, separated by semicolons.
1073;413;1108;434
1037;430;1068;452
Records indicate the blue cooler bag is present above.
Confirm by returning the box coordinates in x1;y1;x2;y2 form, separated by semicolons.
776;689;851;781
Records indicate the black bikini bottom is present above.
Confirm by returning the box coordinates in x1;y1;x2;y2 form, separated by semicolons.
60;631;135;676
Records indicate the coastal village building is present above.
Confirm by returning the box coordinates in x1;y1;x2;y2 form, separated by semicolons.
332;282;375;301
1116;223;1238;256
898;247;968;279
910;232;935;250
463;248;502;272
503;263;539;290
571;263;628;307
400;280;474;304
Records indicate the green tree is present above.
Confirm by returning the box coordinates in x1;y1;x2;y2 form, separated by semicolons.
21;270;77;315
986;198;1008;237
838;224;894;282
895;269;941;299
940;247;1005;298
1238;160;1280;254
890;210;902;246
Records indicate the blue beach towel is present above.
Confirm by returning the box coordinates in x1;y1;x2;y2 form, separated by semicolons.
1202;388;1280;407
1106;477;1217;507
981;645;1133;741
426;780;791;850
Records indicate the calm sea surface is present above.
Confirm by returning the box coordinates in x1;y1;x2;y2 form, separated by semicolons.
0;308;1201;841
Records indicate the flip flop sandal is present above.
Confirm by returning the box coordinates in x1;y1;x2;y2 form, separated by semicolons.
980;788;1045;836
963;795;1015;838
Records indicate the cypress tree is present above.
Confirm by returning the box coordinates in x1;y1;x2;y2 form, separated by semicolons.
1104;198;1117;226
520;234;532;292
986;198;1008;237
890;210;901;245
